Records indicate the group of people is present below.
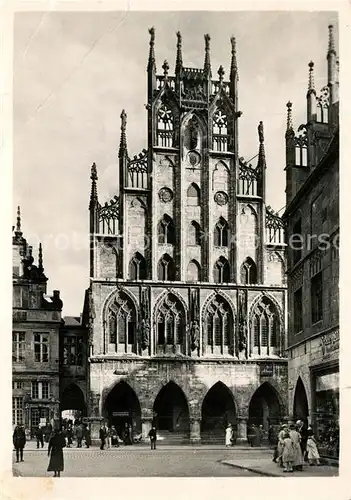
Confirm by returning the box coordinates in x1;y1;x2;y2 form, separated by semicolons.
99;422;136;450
273;420;321;472
247;424;265;447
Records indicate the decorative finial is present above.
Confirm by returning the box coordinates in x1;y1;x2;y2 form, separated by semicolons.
162;60;169;78
175;31;183;74
328;24;336;55
258;121;264;143
285;101;294;137
218;65;225;83
90;163;97;181
308;61;315;93
204;34;212;76
89;163;98;209
147;27;156;72
38;242;44;273
118;110;128;158
230;36;238;76
16;206;22;234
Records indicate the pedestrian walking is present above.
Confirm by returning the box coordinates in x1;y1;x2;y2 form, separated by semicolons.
66;425;73;447
296;420;308;462
148;426;157;450
47;428;66;477
281;430;294;473
276;423;288;467
258;425;265;446
247;424;255;447
84;424;92;448
75;423;83;448
13;424;26;463
111;426;119;447
225;424;233;448
106;426;112;449
44;423;52;443
289;423;304;471
35;426;44;448
99;424;107;450
306;426;321;466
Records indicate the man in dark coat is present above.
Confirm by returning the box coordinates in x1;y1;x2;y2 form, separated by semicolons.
148;426;157;450
47;429;66;477
84;424;91;448
297;420;309;462
13;425;26;462
75;423;83;448
99;424;107;450
35;426;44;448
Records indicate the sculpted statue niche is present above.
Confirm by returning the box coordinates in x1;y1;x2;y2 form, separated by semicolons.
183;116;201;152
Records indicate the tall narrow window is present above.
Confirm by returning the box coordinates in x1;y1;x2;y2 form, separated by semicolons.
250;297;280;355
292;219;302;264
12;332;25;362
12;397;23;425
129;253;147;280
213;257;230;283
157;104;174;147
106;291;137;353
187;183;200;206
155;294;185;354
34;333;49;363
311;271;323;324
240;258;258;284
293;288;303;333
157;254;176;281
204;294;233;354
214;218;229;247
188;221;201;245
158;215;175;245
187;260;200;282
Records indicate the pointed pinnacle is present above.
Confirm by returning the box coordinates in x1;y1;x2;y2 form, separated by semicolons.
90;162;97;181
258;121;264;143
204;34;212;76
119;110;128;158
308;61;316;93
38;242;44;272
285;101;294;137
16;206;22;233
175;31;183;73
230;36;238;75
328;24;336;55
147;27;156;71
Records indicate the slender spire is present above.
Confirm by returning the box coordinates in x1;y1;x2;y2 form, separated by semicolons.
147;27;156;72
38;242;44;273
257;121;266;170
285;101;294;137
307;61;316;94
118;110;128;158
175;31;183;74
328;24;336;56
218;65;225;84
16;206;22;235
203;34;212;76
89;163;98;209
230;36;238;78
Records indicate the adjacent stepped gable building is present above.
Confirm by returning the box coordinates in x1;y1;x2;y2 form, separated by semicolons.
283;25;339;459
12;208;63;435
86;29;288;444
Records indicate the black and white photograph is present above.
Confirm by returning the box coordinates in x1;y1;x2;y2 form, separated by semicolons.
7;6;343;484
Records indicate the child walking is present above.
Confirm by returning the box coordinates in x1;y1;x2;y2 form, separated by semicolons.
282;430;294;472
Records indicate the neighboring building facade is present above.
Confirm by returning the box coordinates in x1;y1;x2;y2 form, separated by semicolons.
283;25;339;458
12;208;63;435
86;30;288;444
59;316;89;421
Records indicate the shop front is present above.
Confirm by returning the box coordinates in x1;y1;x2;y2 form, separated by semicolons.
311;362;339;460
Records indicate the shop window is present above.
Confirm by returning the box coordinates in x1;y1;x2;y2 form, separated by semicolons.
314;370;339;459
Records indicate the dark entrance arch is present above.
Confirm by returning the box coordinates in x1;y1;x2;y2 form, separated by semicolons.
104;381;141;437
293;377;309;423
201;382;236;443
60;383;87;419
248;382;282;433
153;382;190;435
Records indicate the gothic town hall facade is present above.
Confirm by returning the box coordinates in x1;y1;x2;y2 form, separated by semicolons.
85;29;288;444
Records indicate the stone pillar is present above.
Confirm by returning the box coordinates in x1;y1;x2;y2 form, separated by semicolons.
90;417;104;444
236;415;248;444
190;417;201;445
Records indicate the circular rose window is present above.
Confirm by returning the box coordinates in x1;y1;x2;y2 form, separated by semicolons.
159;187;173;203
187;151;201;167
214;191;228;206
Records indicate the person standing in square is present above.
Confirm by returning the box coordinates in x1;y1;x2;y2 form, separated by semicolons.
148;426;157;450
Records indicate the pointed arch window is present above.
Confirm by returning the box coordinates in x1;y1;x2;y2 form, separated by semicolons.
157;104;174;147
250;297;280;356
156;293;185;354
214;217;229;247
129;253;147;280
157;254;176;281
187;183;201;206
107;292;137;353
213;108;229;152
187;260;201;282
213;257;230;283
240;257;258;284
158;215;175;245
188;221;201;246
204;294;234;355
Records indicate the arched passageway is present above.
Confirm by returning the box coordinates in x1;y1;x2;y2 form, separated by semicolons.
60;383;87;420
104;381;141;438
293;377;309;424
248;382;282;433
153;382;190;436
201;382;236;443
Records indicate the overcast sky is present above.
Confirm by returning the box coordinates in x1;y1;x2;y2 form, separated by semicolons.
13;11;338;316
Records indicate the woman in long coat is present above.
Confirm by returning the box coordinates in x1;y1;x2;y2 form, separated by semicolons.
225;424;233;447
289;424;304;470
47;429;66;477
